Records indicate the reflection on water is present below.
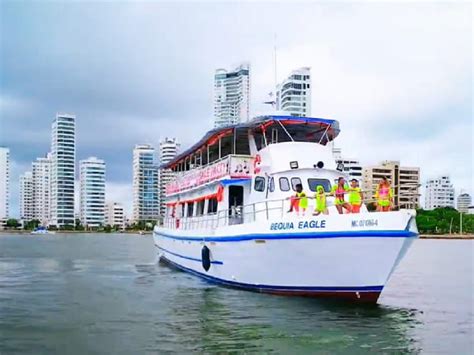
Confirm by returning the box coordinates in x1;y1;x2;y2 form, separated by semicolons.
0;234;471;354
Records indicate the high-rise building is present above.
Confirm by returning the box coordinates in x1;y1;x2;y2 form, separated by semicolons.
50;113;76;227
159;137;180;217
424;176;455;210
276;67;311;117
332;146;362;181
132;144;159;223
19;171;34;221
214;63;250;128
0;147;10;220
32;153;52;225
105;202;125;229
457;193;471;214
79;157;106;228
362;160;420;209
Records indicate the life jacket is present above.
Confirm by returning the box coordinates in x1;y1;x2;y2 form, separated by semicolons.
315;193;326;212
349;187;361;205
296;191;308;209
378;186;390;200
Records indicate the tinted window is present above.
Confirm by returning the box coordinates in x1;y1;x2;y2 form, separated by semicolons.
207;198;218;214
308;178;331;192
291;177;302;191
269;177;275;192
279;177;290;191
187;202;194;217
196;200;205;216
254;176;266;192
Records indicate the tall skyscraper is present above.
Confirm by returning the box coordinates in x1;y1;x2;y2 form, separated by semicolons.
132;144;159;223
362;160;420;209
19;171;34;221
424;176;455;210
32;153;52;225
79;157;106;228
276;67;311;117
457;193;471;213
214;63;250;128
50;113;76;227
159;137;180;217
0;147;10;220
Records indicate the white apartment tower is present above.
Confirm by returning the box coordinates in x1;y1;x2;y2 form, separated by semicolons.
424;176;455;210
32;153;52;225
276;67;312;117
19;171;34;221
79;157;106;228
159;137;180;217
105;202;125;229
0;147;10;220
362;161;420;209
133;144;159;223
214;63;250;128
456;193;471;213
50;113;76;227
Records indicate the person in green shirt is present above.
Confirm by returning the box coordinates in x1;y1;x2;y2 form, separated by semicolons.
348;179;363;213
313;185;328;216
330;177;352;214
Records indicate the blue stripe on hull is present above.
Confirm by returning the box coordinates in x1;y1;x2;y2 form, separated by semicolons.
155;229;417;243
158;252;383;293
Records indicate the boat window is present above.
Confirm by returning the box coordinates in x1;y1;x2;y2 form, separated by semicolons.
186;202;194;217
269;177;275;192
196;200;205;216
207;197;218;214
307;178;332;192
291;177;302;191
254;176;266;192
279;177;290;191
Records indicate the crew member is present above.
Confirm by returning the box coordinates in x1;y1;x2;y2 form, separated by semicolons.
375;177;393;212
348;179;363;213
287;183;308;215
331;177;352;214
313;185;328;216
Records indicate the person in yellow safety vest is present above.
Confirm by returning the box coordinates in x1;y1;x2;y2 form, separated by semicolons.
348;179;363;213
313;185;328;216
375;177;394;212
287;183;308;214
330;177;352;214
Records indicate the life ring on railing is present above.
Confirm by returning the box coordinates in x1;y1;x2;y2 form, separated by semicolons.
216;184;224;202
201;246;211;271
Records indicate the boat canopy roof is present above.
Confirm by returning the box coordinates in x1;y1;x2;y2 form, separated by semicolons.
162;115;340;169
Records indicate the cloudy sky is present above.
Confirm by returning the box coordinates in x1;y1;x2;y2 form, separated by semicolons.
0;1;472;217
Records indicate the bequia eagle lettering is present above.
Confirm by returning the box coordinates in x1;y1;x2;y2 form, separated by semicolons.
270;220;326;231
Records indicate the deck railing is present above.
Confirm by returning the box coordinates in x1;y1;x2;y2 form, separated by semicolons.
158;187;420;230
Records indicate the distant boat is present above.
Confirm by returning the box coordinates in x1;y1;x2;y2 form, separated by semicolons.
31;226;55;235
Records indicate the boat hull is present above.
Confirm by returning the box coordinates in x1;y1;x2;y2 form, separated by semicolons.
153;211;418;303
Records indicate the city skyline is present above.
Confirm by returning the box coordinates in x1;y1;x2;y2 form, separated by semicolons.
0;1;472;217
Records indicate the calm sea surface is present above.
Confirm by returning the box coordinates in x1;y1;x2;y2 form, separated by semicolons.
0;234;472;354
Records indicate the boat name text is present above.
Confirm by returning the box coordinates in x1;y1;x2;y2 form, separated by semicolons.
270;220;326;231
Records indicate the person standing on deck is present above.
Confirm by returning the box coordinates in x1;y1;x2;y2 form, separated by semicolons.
331;177;352;214
348;179;363;213
287;183;308;215
375;177;394;212
313;185;328;216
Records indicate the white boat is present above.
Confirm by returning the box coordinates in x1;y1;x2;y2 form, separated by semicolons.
153;115;418;303
31;226;55;235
